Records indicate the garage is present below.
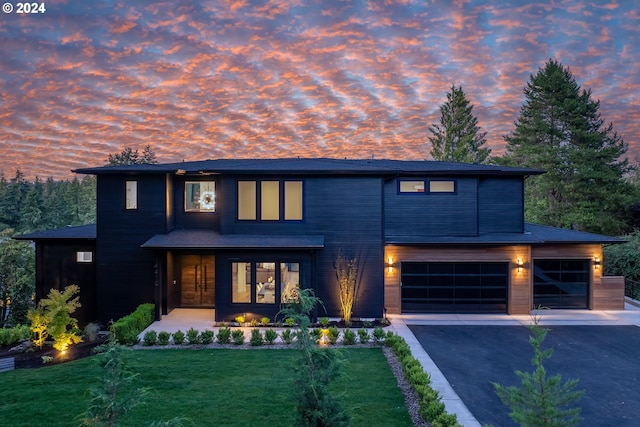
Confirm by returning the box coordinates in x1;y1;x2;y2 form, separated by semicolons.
533;259;589;308
401;262;509;313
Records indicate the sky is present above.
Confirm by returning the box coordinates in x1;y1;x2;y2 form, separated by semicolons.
1;0;639;181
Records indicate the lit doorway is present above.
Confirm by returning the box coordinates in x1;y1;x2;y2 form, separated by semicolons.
180;255;215;307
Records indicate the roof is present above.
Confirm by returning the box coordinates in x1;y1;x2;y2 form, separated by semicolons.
73;158;543;177
386;223;625;245
13;224;97;240
141;229;325;249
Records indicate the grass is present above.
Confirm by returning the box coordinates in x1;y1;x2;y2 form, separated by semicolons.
0;347;413;427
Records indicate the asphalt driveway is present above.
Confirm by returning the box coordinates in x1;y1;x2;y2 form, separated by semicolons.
408;325;640;427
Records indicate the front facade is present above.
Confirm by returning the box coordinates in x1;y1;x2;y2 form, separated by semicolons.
17;158;625;326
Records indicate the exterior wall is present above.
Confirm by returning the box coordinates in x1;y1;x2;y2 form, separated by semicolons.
96;174;168;324
478;178;524;233
595;276;625;310
384;245;530;315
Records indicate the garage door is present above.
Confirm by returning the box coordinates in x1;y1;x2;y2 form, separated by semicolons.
401;262;508;313
533;259;589;308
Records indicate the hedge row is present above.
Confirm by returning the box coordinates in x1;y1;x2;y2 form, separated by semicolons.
109;303;155;345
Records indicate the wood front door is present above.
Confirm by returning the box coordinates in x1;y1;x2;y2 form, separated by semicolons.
180;255;215;307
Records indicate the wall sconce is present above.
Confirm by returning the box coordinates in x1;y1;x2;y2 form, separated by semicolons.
385;256;394;273
594;256;601;270
516;258;524;273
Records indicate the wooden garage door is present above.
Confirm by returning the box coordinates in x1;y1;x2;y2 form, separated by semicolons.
401;262;508;313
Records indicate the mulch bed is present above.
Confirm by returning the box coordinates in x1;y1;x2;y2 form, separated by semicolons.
0;337;107;369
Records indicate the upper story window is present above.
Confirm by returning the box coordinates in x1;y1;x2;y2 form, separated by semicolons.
429;180;456;193
238;180;303;221
185;181;216;212
399;180;425;193
125;181;137;209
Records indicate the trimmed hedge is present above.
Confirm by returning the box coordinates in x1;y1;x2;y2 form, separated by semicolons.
0;324;30;347
109;303;155;345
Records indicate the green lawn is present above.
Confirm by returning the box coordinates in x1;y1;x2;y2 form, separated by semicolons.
0;347;413;427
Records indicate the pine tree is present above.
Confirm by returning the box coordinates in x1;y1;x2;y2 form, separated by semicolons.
429;85;491;164
501;59;634;235
107;145;158;165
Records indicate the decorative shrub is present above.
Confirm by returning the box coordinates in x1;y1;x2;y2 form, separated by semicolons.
110;303;155;346
372;326;386;343
249;319;259;327
234;315;245;325
157;331;170;346
327;326;340;345
319;317;329;327
200;330;214;345
0;324;30;347
186;328;200;345
310;328;323;343
342;329;356;345
260;317;270;326
285;317;295;327
231;329;245;345
249;328;263;346
172;330;185;345
281;329;294;345
264;329;278;345
28;285;83;351
216;327;231;344
142;330;157;346
357;328;370;344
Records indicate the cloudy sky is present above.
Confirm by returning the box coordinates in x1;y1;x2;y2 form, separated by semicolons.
1;0;638;180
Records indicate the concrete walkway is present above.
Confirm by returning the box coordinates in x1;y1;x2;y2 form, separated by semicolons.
389;302;640;427
141;303;640;427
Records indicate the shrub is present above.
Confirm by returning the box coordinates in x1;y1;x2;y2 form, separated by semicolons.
310;328;323;343
264;329;278;345
172;330;185;345
216;327;231;344
260;317;270;326
186;328;200;345
319;317;329;327
357;328;370;344
249;328;263;346
372;326;386;343
327;326;340;345
0;324;30;347
82;322;101;342
342;329;356;345
281;328;294;345
27;285;83;351
231;329;245;345
110;303;155;346
142;330;157;346
157;331;170;346
285;317;295;327
200;330;214;345
249;319;258;327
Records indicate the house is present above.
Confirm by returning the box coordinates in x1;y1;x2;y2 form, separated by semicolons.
16;158;626;326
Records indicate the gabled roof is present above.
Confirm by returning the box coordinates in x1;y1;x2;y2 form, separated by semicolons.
141;229;325;249
386;223;625;245
13;224;96;240
73;158;543;177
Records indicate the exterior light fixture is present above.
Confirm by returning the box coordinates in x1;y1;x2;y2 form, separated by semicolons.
517;258;524;273
594;256;601;270
385;256;394;273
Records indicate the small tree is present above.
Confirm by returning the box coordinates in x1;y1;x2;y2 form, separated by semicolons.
28;285;82;352
106;145;158;166
493;317;584;426
333;249;360;324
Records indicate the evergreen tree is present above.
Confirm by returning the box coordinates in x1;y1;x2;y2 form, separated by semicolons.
501;59;634;235
0;229;35;326
429;84;491;164
107;145;158;165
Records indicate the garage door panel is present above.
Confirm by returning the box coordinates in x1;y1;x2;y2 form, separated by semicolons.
401;262;508;313
533;259;589;309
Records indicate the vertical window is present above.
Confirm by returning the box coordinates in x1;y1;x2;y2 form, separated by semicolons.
284;181;303;220
261;181;280;220
429;180;455;193
256;262;276;304
232;262;251;303
125;181;137;209
185;181;216;212
399;180;425;193
281;263;300;303
238;181;257;220
76;251;93;263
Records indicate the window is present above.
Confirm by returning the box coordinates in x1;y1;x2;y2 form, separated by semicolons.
429;180;455;193
231;261;300;305
237;180;303;221
185;181;216;212
125;181;137;209
238;181;257;220
399;180;425;193
76;251;93;263
232;262;251;303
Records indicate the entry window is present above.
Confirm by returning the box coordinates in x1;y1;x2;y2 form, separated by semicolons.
429;180;455;193
185;181;216;212
76;251;93;263
125;181;137;209
256;263;276;304
399;180;425;193
232;262;251;303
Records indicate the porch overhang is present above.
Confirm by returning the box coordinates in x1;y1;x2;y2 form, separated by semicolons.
141;230;325;250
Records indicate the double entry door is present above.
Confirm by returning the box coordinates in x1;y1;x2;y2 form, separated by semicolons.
180;255;215;307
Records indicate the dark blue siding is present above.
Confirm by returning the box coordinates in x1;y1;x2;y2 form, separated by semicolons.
172;177;221;231
478;178;524;233
385;177;478;237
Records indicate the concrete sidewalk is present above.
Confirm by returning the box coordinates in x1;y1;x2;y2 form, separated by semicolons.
388;302;640;427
